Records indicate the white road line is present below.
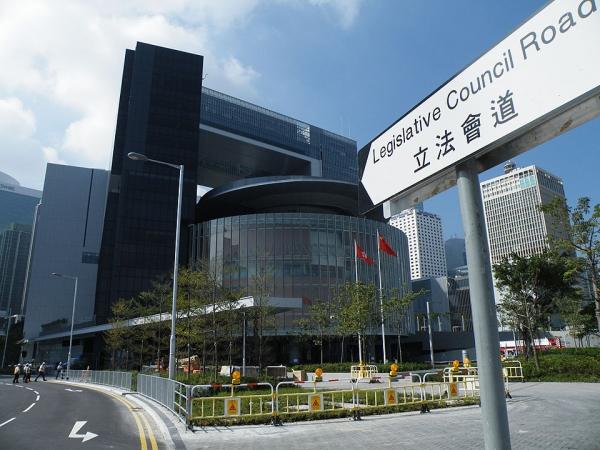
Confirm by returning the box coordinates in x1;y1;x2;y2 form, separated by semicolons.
4;383;11;386
14;385;23;388
0;417;16;428
23;403;36;413
33;390;39;395
36;395;40;401
26;387;34;391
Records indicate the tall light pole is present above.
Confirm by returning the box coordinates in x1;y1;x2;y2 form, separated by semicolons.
1;310;22;369
51;273;78;379
128;152;183;381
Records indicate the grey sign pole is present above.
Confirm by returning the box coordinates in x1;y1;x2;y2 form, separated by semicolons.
456;160;511;450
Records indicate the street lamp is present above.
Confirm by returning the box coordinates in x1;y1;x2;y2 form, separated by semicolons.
1;310;22;369
128;151;184;381
51;272;78;379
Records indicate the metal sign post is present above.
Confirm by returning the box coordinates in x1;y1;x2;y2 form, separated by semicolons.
457;160;510;449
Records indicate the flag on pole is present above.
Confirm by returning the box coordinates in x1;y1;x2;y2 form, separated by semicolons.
378;234;397;257
355;242;374;265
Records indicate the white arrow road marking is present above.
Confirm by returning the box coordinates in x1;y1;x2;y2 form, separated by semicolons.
23;403;36;412
65;388;83;392
0;417;16;428
68;421;98;443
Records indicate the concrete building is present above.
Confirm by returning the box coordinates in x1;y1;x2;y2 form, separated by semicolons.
481;162;566;267
389;206;447;280
21;164;109;364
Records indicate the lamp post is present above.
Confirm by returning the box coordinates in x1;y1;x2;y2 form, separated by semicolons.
128;152;184;381
51;273;78;379
1;310;22;369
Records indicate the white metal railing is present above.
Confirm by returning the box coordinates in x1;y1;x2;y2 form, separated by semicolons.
137;374;190;425
67;369;132;391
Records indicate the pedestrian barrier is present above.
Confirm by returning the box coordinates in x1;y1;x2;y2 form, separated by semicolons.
189;382;274;423
61;370;482;428
137;374;190;426
274;381;354;420
350;364;378;381
502;360;524;382
68;369;132;391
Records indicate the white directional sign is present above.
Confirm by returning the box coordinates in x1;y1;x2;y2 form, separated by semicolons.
359;0;600;212
68;421;98;443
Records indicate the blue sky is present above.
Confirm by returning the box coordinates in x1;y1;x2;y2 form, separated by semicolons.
1;0;597;239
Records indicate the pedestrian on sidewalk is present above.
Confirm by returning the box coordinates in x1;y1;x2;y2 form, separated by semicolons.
24;363;31;383
34;361;47;382
55;362;63;380
12;364;20;383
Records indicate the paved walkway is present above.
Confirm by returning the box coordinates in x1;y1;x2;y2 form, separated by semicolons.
182;382;600;449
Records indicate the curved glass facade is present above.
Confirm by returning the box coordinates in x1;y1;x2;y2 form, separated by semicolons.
190;213;411;331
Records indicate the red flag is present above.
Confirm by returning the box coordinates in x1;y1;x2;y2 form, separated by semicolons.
378;235;397;257
356;242;374;265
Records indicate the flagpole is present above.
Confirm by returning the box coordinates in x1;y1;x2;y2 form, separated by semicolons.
354;239;362;365
377;230;387;364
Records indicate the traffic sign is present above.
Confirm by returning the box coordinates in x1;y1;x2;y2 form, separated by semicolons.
384;388;398;406
224;397;241;416
309;393;323;412
359;0;600;213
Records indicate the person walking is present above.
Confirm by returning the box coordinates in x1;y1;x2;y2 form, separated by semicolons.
34;361;47;382
24;363;31;383
12;364;20;383
55;362;63;380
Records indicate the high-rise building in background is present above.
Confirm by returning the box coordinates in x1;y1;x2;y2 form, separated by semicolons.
389;206;447;280
0;223;32;315
22;164;109;364
0;172;41;318
445;238;467;276
0;171;41;234
481;162;566;267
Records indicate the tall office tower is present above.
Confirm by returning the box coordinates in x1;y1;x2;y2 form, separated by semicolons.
95;43;204;323
445;238;467;276
0;223;32;314
22;164;109;363
389;207;447;280
0;171;41;234
481;162;566;267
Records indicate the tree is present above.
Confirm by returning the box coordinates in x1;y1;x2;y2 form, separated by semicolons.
335;282;377;364
297;300;331;365
494;251;577;369
383;287;425;363
541;197;600;330
104;298;135;369
250;268;275;370
558;298;598;347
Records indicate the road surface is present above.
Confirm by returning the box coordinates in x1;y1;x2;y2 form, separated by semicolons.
0;376;164;449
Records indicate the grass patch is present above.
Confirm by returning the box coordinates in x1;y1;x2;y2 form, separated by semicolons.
518;348;600;382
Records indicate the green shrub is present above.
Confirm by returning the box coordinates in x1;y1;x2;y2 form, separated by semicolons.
518;348;600;382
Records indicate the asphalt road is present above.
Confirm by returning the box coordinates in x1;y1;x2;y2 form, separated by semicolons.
0;376;163;449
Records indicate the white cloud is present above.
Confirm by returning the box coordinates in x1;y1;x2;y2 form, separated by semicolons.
41;147;66;165
0;0;362;188
0;97;36;138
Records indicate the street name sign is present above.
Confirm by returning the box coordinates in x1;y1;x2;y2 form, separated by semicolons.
359;0;600;214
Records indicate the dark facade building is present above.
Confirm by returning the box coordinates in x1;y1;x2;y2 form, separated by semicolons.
95;42;204;323
95;42;359;324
